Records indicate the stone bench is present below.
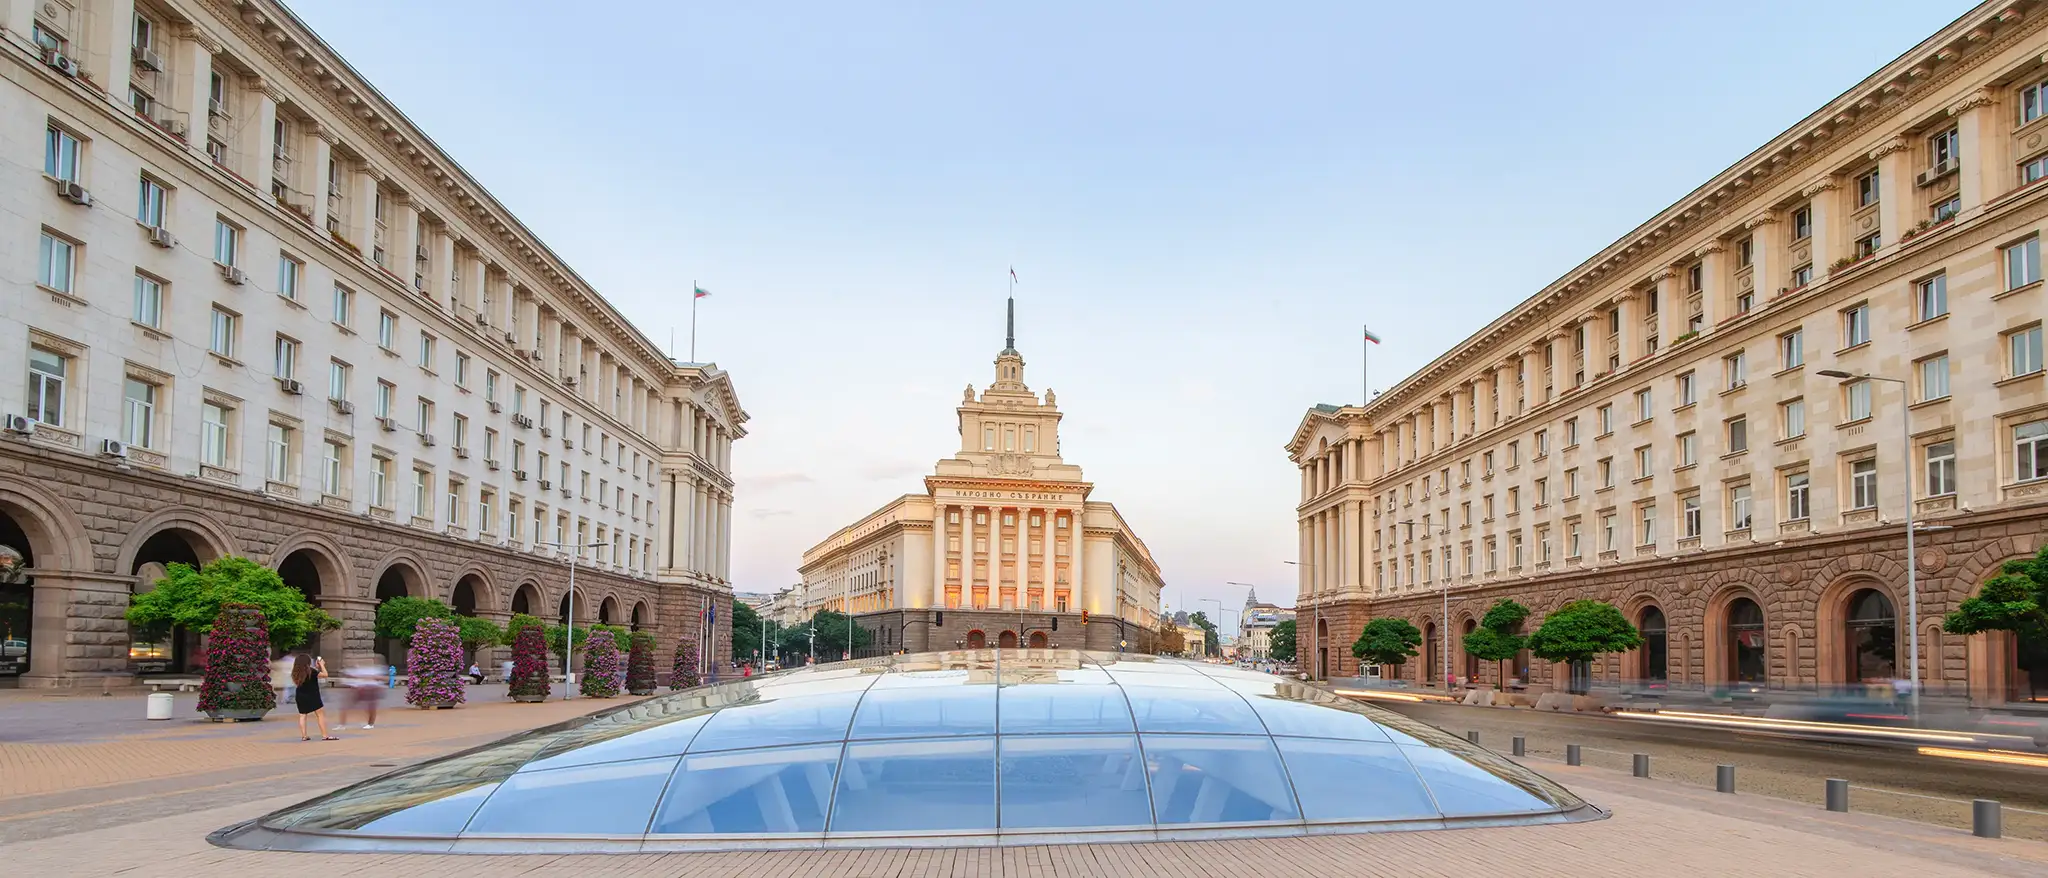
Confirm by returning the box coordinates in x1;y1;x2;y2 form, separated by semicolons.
144;678;201;692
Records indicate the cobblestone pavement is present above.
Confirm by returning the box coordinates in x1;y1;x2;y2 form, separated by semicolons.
5;689;2048;876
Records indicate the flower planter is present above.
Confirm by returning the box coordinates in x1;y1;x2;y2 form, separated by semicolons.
511;693;549;703
412;698;460;710
628;686;655;696
206;707;271;722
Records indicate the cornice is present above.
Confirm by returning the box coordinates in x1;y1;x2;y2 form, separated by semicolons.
1868;136;1910;159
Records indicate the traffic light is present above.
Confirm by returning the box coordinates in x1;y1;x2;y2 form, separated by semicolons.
1051;617;1059;631
935;611;944;627
1080;610;1090;624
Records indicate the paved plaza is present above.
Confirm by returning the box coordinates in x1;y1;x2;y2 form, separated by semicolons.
5;688;2048;876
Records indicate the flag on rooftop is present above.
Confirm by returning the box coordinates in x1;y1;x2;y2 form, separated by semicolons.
1363;327;1381;345
694;286;710;299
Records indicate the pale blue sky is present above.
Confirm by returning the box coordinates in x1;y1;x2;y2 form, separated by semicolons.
290;0;1972;622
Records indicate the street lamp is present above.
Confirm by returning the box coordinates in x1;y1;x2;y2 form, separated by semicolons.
537;540;609;700
1282;560;1320;677
1199;598;1226;660
1224;581;1256;661
1400;518;1454;690
1816;369;1921;718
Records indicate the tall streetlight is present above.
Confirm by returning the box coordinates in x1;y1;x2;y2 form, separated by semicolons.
1816;369;1921;718
1399;518;1454;689
1282;560;1319;677
1224;581;1257;661
1199;598;1227;660
537;539;609;699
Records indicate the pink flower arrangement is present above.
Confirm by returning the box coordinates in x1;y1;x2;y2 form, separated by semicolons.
626;632;657;695
406;617;467;708
580;630;623;698
670;638;700;690
199;603;275;714
508;618;550;701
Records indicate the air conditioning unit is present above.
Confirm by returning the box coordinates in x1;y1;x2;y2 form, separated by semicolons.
277;378;304;395
42;47;78;77
415;245;429;261
561;375;577;388
538;478;552;490
100;438;129;458
148;226;176;249
512;414;534;429
474;312;488;326
513;469;528;481
487;401;502;413
4;415;34;434
53;179;91;205
219;264;248;285
561;486;572;498
539;426;552;438
453;446;470;459
158;116;186;138
503;331;516;344
378;417;398;432
331;399;355;415
208;98;227;119
529;350;542;362
1917;158;1959;186
563;438;574;450
131;45;163;71
485;458;500;471
419;433;437;447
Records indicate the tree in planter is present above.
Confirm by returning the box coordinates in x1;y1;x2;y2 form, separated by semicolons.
455;615;504;664
580;630;623;697
1268;619;1298;663
1463;599;1531;687
406;617;467;708
507;616;551;702
671;638;701;690
1525;600;1643;695
1353;618;1423;672
545;623;592;659
375;596;454;641
126;556;337;653
626;631;658;695
1944;546;2048;701
196;603;276;718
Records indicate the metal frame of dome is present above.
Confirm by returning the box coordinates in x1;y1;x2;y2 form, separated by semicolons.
211;651;1603;853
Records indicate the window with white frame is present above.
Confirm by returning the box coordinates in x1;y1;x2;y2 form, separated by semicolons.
378;310;397;349
209;307;237;358
2007;237;2041;290
274;335;297;380
375;381;394;418
2027;154;2048;185
2025;78;2048;124
1783;397;1806;439
201;402;231;467
1635;388;1653;422
1637;503;1656;547
277;254;302;301
333;285;353;327
1845;379;1872;422
1780;328;1804;369
1600;513;1616;551
1917;274;1947;321
329;359;349;401
1931;127;1960;168
1678;432;1697;466
418;332;435;370
38;231;75;294
1787;471;1810;520
2009;325;2043;377
1729;484;1753;530
265;422;293;483
1567;521;1582;558
1918;353;1950;402
1677;371;1697;406
1681;494;1701;538
1850;459;1879;510
213;217;239;266
26;347;67;425
1724;351;1746;390
1727;416;1748;454
322;440;345;496
1934;195;1961;222
1635;446;1652;478
2016;420;2048;482
1791;264;1813;288
1842;303;1870;347
446;479;463;527
1856;169;1880;207
1564;417;1579;445
132;273;162;327
455;352;470;388
1791;205;1812;240
137;175;166;227
122;377;156;447
1564;467;1579;498
413;469;432;519
1598;457;1612;488
1597;404;1612;435
1926;440;1956;497
371;456;392;507
44;125;80;182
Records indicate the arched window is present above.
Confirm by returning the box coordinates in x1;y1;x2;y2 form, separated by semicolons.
1639;606;1668;681
1727;598;1766;684
1844;589;1897;683
1423;621;1438;686
1461;619;1478;679
966;629;986;649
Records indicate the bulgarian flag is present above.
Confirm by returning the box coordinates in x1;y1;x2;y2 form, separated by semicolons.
1363;326;1381;345
694;285;710;300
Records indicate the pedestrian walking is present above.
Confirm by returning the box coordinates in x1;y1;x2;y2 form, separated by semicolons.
337;661;382;730
271;655;295;705
292;654;337;741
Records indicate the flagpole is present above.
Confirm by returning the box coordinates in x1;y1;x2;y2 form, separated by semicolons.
689;280;698;363
1362;324;1370;406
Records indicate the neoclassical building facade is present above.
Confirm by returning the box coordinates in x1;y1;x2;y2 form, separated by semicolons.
0;0;743;686
797;301;1165;654
1291;0;2048;706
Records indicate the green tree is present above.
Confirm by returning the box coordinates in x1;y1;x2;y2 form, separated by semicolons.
545;623;591;658
454;615;505;652
775;622;815;663
1189;611;1220;656
125;556;337;652
505;613;547;644
1353;618;1422;668
1268;619;1297;663
374;596;454;640
731;599;776;663
806;610;874;659
1945;547;2048;700
1526;600;1643;694
1463;599;1530;683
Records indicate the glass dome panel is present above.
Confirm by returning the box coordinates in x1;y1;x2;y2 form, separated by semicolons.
520;712;713;773
1118;681;1266;735
686;688;869;753
1142;734;1300;825
1274;737;1439;823
649;743;841;835
996;734;1153;830
848;683;997;739
998;681;1134;734
463;756;680;835
828;737;998;833
1397;745;1563;816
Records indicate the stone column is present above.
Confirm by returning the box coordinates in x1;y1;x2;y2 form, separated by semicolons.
963;505;978;607
1043;509;1058;607
1746;214;1781;298
719;493;731;582
171;27;218;151
1653;269;1682;350
1695;242;1727;328
1803;177;1841;282
248;81;279;194
1546;333;1568;400
393;199;420;285
1068;511;1083;612
348;168;381;264
307;129;335;232
931;502;948;607
1614;292;1640;368
1872;138;1912;250
20;572;134;687
1951;89;2000;213
457;248;486;320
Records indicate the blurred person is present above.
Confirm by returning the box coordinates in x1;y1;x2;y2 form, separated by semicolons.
271;655;295;705
292;654;336;741
468;663;484;684
336;660;382;730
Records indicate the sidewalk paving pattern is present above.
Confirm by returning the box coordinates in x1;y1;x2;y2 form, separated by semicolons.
5;688;2048;876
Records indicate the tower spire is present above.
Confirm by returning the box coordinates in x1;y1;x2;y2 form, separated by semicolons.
1003;294;1017;355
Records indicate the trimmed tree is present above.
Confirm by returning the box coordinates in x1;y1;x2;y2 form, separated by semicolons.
580;630;623;697
455;615;504;662
374;596;454;640
507;615;551;702
126;556;336;653
626;631;658;695
1269;619;1297;663
671;638;701;690
1526;600;1644;695
1945;547;2048;702
1353;618;1423;671
545;623;592;658
1463;599;1531;686
197;603;276;719
406;617;467;708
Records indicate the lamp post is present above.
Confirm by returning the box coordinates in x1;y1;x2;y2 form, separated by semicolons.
1399;519;1454;689
1816;369;1920;719
1224;581;1257;661
537;540;609;699
1200;598;1226;660
1282;560;1319;677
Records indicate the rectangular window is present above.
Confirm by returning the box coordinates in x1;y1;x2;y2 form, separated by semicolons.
26;347;67;425
1781;328;1804;369
485;370;499;403
1637;504;1656;547
1597;404;1612;435
1724;352;1746;390
209;307;237;358
277;254;301;301
1678;432;1697;466
1727;417;1748;454
455;353;470;387
1856;169;1880;207
2017;420;2048;482
1931;127;1960;166
1635;445;1652;478
333;286;353;327
1850;459;1878;510
1729;485;1753;531
1855;232;1881;259
1535;430;1548;456
273;335;297;380
1601;513;1616;551
418;332;436;370
1677;371;1696;406
1845;379;1872;422
2008;237;2041;290
1842;304;1870;347
132;273;162;327
378;310;397;349
37;232;74;294
1682;495;1701;538
1737;237;1753;267
2009;326;2044;377
137;175;166;227
1926;441;1956;497
266;423;293;482
1934;195;1961;222
1598;457;1613;488
1635;389;1653;422
328;360;349;402
122;377;156;447
417;398;434;433
2027;154;2048;184
1788;471;1810;520
322;440;344;496
375;381;394;419
2026;79;2048;124
1783;398;1806;439
1564;417;1579;445
452;414;469;450
371;456;391;507
1567;522;1582;558
213;218;239;266
1919;354;1950;402
1791;263;1814;288
44;125;80;181
1791;205;1812;240
200;402;232;467
1917;274;1947;321
413;470;432;519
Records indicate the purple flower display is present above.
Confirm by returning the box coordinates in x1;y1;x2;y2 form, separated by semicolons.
626;632;657;695
199;603;276;714
579;629;623;698
508;619;551;701
406;617;467;708
670;638;700;691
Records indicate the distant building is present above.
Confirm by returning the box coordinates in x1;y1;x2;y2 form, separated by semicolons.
1237;588;1295;661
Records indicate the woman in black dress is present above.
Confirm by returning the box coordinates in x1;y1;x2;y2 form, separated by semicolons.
292;654;337;741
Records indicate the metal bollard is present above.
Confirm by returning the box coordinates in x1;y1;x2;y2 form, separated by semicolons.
1632;753;1650;778
1825;778;1850;813
1512;735;1526;757
1466;730;1480;745
1973;799;2002;839
1566;744;1582;766
1716;764;1735;794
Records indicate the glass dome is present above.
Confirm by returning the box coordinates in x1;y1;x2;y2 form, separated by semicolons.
211;651;1600;852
